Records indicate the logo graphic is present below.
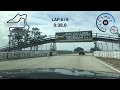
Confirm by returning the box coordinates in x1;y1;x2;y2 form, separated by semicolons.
96;13;115;32
110;26;118;34
7;13;30;31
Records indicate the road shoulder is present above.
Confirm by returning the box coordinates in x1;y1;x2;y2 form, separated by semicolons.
93;56;120;73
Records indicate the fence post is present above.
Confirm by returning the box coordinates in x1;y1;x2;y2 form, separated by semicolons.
2;53;4;59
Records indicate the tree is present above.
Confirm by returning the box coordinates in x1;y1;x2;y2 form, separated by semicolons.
74;47;84;53
90;47;101;52
31;27;47;40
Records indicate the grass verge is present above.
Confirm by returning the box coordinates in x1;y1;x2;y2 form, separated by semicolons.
96;57;120;70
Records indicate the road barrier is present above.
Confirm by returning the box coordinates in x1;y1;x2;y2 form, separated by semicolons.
0;51;51;60
93;51;120;59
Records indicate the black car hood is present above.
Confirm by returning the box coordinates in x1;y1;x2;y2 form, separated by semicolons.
0;68;120;79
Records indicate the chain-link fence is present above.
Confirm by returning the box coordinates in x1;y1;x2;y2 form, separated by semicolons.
93;51;120;59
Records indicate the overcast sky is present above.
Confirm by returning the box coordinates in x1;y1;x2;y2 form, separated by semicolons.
0;11;120;51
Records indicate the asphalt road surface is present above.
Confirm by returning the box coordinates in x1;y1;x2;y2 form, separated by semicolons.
0;53;119;73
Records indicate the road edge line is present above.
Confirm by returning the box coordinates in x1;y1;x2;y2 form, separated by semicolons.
92;56;120;73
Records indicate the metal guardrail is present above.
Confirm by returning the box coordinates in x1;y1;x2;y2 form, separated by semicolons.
0;51;49;60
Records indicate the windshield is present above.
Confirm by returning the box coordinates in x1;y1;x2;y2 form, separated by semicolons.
0;11;120;79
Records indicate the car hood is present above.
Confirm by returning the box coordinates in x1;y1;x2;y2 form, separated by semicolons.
0;68;120;79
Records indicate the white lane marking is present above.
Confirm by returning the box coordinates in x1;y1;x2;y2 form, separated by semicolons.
92;56;120;73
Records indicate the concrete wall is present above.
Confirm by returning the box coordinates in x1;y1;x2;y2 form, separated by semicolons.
93;51;120;59
0;51;51;60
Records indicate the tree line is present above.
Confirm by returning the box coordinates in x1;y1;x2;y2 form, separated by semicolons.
74;46;101;53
